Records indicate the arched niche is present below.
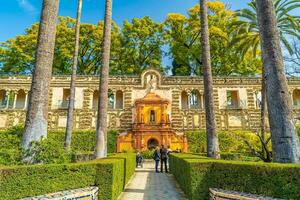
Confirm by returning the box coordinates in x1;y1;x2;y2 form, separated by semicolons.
189;89;201;109
92;90;99;109
141;69;162;89
181;91;189;110
15;89;26;109
293;89;300;107
115;90;124;109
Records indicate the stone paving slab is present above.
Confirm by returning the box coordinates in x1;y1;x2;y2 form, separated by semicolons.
118;161;186;200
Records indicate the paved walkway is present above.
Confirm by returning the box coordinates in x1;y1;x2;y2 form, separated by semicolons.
118;160;186;200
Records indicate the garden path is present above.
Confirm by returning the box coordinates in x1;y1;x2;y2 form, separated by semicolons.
118;160;186;200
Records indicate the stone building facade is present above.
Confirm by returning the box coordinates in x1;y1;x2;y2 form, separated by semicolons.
1;69;300;151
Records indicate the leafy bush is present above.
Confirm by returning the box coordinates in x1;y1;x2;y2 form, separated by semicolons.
23;139;74;164
0;127;119;165
141;149;155;159
170;154;300;200
0;153;135;200
187;130;269;155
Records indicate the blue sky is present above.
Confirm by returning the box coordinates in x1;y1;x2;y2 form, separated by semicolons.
0;0;255;43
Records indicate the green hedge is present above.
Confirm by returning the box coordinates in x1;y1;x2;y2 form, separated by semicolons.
110;153;136;185
0;127;118;165
0;153;135;200
170;154;300;200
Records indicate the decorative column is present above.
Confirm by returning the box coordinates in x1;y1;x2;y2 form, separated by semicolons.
161;103;165;124
113;90;117;109
24;90;29;110
13;90;18;109
200;92;204;109
5;90;10;109
187;91;191;109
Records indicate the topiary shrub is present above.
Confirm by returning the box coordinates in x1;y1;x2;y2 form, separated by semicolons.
0;153;135;200
170;154;300;200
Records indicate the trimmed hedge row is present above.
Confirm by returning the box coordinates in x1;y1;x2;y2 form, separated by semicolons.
0;127;118;165
0;153;135;200
109;153;136;185
170;154;300;200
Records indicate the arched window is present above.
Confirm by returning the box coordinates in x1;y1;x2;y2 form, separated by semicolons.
255;91;262;109
108;89;114;109
190;90;201;109
59;89;70;109
181;91;189;110
293;89;300;107
115;90;124;109
15;89;26;109
0;90;6;108
93;90;99;109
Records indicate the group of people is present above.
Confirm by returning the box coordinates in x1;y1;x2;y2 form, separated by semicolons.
136;145;176;173
152;145;171;173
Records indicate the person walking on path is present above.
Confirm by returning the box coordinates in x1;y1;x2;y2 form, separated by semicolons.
136;151;143;168
160;144;168;173
153;147;160;173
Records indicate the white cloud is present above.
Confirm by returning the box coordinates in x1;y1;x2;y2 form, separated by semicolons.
17;0;36;14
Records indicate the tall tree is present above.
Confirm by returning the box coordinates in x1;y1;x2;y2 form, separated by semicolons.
0;18;121;76
200;0;220;159
94;0;113;159
256;0;300;163
164;3;261;76
22;0;60;150
111;17;165;75
65;0;82;151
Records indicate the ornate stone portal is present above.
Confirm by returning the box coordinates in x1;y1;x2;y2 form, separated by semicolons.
117;92;188;152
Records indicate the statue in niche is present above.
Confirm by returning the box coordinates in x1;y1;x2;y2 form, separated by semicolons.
146;74;157;93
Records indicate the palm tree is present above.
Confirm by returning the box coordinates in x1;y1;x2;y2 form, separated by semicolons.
231;0;300;57
231;0;300;162
256;0;300;163
65;0;83;151
200;0;220;159
94;0;113;159
22;0;60;151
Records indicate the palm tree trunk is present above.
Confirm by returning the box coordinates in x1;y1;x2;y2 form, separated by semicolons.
200;0;220;159
256;0;300;163
65;0;82;151
22;0;60;150
94;0;113;159
260;71;267;159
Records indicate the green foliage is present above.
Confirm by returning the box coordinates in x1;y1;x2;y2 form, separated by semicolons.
187;130;268;155
141;149;155;159
231;0;300;57
170;154;300;200
111;17;165;75
23;140;73;164
164;2;261;76
0;127;119;166
0;17;121;75
0;2;269;77
0;154;135;200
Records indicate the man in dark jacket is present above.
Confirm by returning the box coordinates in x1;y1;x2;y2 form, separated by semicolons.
160;144;168;173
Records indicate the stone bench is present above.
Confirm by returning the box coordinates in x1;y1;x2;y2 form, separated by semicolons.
21;186;98;200
209;188;283;200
